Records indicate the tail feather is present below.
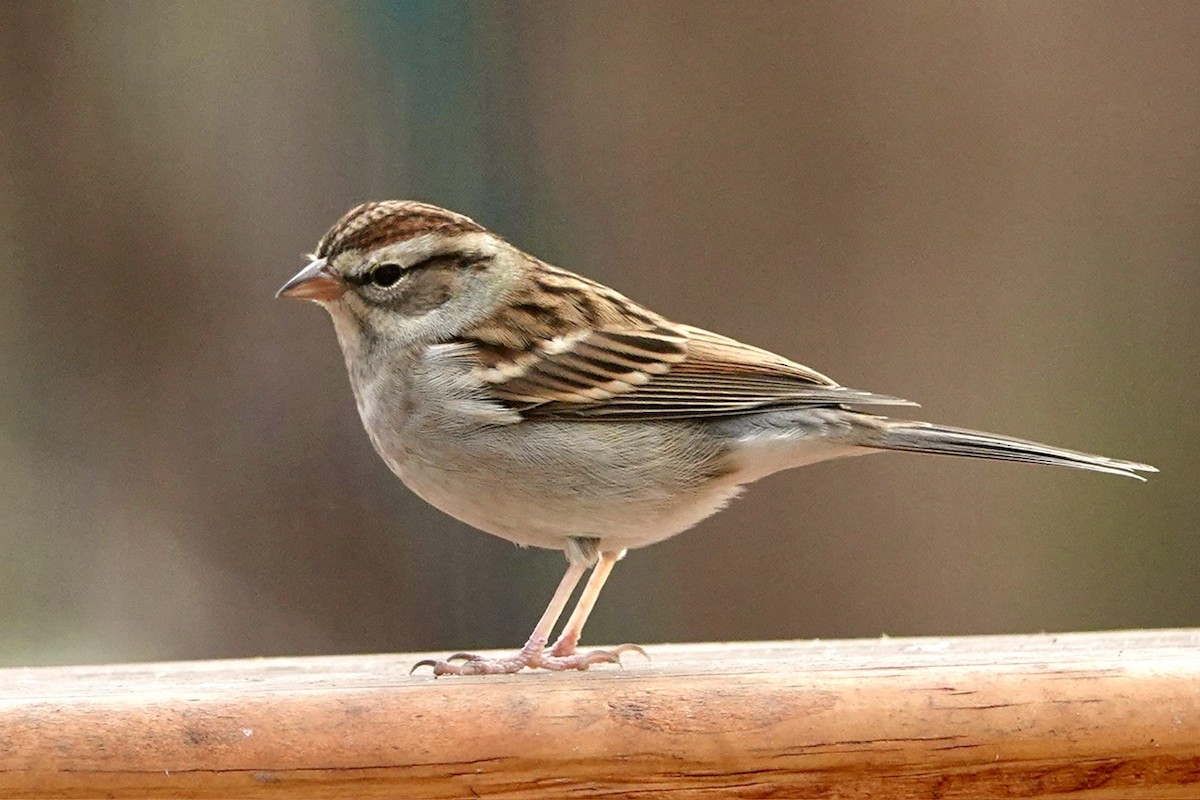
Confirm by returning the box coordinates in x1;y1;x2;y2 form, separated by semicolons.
861;418;1157;481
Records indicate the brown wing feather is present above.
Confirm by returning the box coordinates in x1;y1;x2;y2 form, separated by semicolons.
458;262;913;420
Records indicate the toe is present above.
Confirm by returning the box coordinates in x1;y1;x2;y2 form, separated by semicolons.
410;659;466;676
456;658;527;675
530;644;647;672
579;649;620;666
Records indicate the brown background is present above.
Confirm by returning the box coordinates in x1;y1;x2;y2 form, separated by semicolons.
1;1;1196;667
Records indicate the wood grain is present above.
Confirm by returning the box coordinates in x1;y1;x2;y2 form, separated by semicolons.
1;630;1198;798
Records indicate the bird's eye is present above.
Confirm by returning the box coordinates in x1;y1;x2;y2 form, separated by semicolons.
370;263;403;287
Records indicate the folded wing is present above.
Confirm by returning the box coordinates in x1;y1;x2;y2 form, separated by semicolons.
470;320;913;420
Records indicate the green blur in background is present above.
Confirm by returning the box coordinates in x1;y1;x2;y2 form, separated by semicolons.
0;1;1196;667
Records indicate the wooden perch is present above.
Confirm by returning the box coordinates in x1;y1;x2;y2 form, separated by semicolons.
1;629;1198;798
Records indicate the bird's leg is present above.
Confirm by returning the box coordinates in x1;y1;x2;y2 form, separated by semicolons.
547;549;617;655
549;549;645;663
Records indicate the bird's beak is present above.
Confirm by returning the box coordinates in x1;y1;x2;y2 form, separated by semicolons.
276;258;348;301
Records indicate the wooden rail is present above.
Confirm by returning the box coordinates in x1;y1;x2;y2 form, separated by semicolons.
1;630;1198;798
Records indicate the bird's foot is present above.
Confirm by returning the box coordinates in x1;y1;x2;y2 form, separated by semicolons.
412;639;645;676
550;635;646;662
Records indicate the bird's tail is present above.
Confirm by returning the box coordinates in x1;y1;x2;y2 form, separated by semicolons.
850;415;1157;481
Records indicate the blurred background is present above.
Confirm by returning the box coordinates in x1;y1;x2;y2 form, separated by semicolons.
1;1;1196;668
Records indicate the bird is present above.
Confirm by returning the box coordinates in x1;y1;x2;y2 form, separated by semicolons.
277;200;1156;675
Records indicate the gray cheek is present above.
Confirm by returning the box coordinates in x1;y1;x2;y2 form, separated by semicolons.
390;267;459;316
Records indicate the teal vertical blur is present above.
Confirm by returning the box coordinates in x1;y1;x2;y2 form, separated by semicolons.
353;1;535;234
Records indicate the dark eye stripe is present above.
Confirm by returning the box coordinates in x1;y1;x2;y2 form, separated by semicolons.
348;253;492;286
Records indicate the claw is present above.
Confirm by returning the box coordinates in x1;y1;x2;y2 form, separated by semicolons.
409;659;439;674
574;643;647;669
611;643;650;662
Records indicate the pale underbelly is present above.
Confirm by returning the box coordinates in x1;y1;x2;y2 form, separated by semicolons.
383;418;742;553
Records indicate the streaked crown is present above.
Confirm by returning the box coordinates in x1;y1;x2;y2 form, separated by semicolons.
315;201;486;260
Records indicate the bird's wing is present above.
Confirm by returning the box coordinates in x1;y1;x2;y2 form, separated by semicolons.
457;264;913;421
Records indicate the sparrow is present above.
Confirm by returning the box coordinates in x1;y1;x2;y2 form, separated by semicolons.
277;200;1156;675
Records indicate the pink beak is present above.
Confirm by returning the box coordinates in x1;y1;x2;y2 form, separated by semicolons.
276;258;348;302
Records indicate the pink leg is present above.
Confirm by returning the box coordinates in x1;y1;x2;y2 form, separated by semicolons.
549;549;643;663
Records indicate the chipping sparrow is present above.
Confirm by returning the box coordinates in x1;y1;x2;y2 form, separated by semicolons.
277;201;1156;675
